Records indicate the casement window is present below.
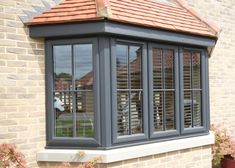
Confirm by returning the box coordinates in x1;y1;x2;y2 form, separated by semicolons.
46;38;100;147
45;37;209;148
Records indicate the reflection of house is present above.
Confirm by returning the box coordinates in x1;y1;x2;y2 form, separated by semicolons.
55;71;94;114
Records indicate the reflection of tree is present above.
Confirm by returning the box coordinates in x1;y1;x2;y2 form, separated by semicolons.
56;72;71;80
55;73;72;91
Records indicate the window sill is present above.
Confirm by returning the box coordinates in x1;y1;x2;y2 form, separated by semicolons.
37;132;214;163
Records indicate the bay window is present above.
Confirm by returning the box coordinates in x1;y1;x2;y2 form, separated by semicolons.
45;37;209;148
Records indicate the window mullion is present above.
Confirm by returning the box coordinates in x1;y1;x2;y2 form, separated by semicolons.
128;45;132;135
162;49;166;131
190;52;194;128
72;45;77;137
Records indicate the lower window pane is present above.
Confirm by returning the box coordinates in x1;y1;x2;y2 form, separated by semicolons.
75;91;94;138
184;90;202;128
117;91;143;136
193;91;202;127
184;90;192;128
165;91;175;130
54;92;73;137
117;91;129;136
153;92;164;131
153;91;175;132
131;91;143;134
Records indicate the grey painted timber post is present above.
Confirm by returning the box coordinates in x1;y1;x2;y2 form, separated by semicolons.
99;37;112;147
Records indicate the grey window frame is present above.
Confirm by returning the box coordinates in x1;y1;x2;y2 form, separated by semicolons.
148;43;180;139
45;38;101;148
179;47;209;135
111;39;149;144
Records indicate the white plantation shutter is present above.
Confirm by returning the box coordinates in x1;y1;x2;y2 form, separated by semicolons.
183;51;202;128
152;48;175;132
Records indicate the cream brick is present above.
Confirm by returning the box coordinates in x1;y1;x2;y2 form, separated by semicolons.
0;133;17;139
5;20;24;28
0;60;6;66
0;120;17;126
0;0;15;6
0;39;17;46
0;25;17;33
6;48;27;54
0;13;15;20
0;54;17;60
7;33;27;41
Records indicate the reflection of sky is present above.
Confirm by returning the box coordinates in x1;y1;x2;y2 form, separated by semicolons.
53;44;93;81
129;46;140;62
116;44;140;65
74;44;92;80
116;45;128;66
54;45;72;75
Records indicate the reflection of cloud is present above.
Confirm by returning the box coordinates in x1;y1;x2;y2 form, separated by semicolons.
54;45;72;75
74;44;92;80
53;44;93;80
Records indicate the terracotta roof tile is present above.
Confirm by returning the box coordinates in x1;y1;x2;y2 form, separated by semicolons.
27;0;219;38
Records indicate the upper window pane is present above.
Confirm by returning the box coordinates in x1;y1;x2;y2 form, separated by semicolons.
54;45;72;91
130;46;142;90
153;49;174;90
74;44;93;91
164;50;174;89
192;52;201;89
116;44;128;90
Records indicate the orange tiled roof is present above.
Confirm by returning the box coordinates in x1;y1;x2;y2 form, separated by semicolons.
27;0;219;38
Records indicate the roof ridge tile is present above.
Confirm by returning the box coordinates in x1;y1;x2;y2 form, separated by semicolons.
95;0;112;17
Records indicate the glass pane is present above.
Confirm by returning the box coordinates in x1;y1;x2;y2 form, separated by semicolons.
184;91;192;128
193;91;202;127
130;46;142;89
75;91;94;138
74;44;93;90
54;92;73;137
192;52;201;89
153;91;164;131
117;91;129;136
165;91;175;130
54;45;72;91
164;49;174;89
153;48;163;90
116;44;128;90
130;91;143;134
183;51;191;90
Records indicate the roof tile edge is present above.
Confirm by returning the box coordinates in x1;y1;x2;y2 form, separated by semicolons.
20;0;64;25
174;0;220;37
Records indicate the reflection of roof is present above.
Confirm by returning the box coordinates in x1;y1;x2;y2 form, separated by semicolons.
76;71;93;86
26;0;218;38
55;72;93;90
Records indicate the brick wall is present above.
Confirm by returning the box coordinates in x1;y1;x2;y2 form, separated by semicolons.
105;146;212;168
0;0;54;167
184;0;235;136
0;0;234;168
